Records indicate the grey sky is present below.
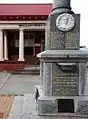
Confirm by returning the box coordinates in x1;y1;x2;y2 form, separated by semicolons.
0;0;88;47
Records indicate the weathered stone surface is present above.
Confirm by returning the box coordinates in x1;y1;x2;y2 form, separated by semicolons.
52;63;79;96
79;63;86;94
76;101;88;115
65;14;80;49
46;14;80;50
37;50;88;60
40;60;44;85
38;98;58;114
43;63;52;96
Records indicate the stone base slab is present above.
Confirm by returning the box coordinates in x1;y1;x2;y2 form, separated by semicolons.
35;85;88;116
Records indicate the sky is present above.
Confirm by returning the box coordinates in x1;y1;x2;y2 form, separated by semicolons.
0;0;88;47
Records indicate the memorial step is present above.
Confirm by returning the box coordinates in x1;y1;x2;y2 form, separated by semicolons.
12;65;40;75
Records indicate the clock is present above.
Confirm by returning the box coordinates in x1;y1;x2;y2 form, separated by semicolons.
56;13;75;32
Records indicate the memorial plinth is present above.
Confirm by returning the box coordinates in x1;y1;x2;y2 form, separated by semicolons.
35;0;88;116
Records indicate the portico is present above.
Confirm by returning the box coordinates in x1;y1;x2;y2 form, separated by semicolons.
0;22;46;64
0;4;52;70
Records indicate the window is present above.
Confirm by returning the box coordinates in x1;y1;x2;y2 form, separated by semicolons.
24;33;34;47
14;33;19;47
14;32;35;48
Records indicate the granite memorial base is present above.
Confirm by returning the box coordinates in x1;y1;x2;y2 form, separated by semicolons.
35;86;88;116
35;50;88;116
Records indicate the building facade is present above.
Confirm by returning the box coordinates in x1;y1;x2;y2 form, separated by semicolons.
0;4;52;70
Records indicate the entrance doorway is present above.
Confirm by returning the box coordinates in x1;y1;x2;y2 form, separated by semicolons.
24;30;45;64
7;30;45;64
7;30;19;61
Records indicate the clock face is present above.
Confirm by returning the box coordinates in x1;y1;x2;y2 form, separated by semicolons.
56;13;75;32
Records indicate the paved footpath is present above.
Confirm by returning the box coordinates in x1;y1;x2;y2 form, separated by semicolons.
0;70;88;119
0;72;11;90
7;69;88;119
0;74;40;94
8;93;88;119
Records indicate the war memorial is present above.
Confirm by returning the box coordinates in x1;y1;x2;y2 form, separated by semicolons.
35;0;88;117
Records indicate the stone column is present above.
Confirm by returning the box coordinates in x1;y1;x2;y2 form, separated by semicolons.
53;0;70;8
0;30;4;61
18;29;25;61
4;32;8;60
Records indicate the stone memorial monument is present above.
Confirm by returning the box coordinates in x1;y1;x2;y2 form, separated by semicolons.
35;0;88;116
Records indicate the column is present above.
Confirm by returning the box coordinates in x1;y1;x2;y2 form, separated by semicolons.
0;30;4;61
4;32;8;60
18;29;25;61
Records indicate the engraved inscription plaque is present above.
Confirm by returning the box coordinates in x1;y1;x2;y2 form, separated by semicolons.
50;31;65;49
52;63;79;96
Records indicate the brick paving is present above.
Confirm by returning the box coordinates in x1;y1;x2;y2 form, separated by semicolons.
0;94;15;119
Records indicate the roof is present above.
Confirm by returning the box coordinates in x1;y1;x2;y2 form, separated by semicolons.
0;4;52;16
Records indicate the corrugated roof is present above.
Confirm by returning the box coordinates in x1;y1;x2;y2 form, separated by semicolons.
0;4;52;16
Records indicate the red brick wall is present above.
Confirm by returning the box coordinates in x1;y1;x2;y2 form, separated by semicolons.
0;63;25;71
